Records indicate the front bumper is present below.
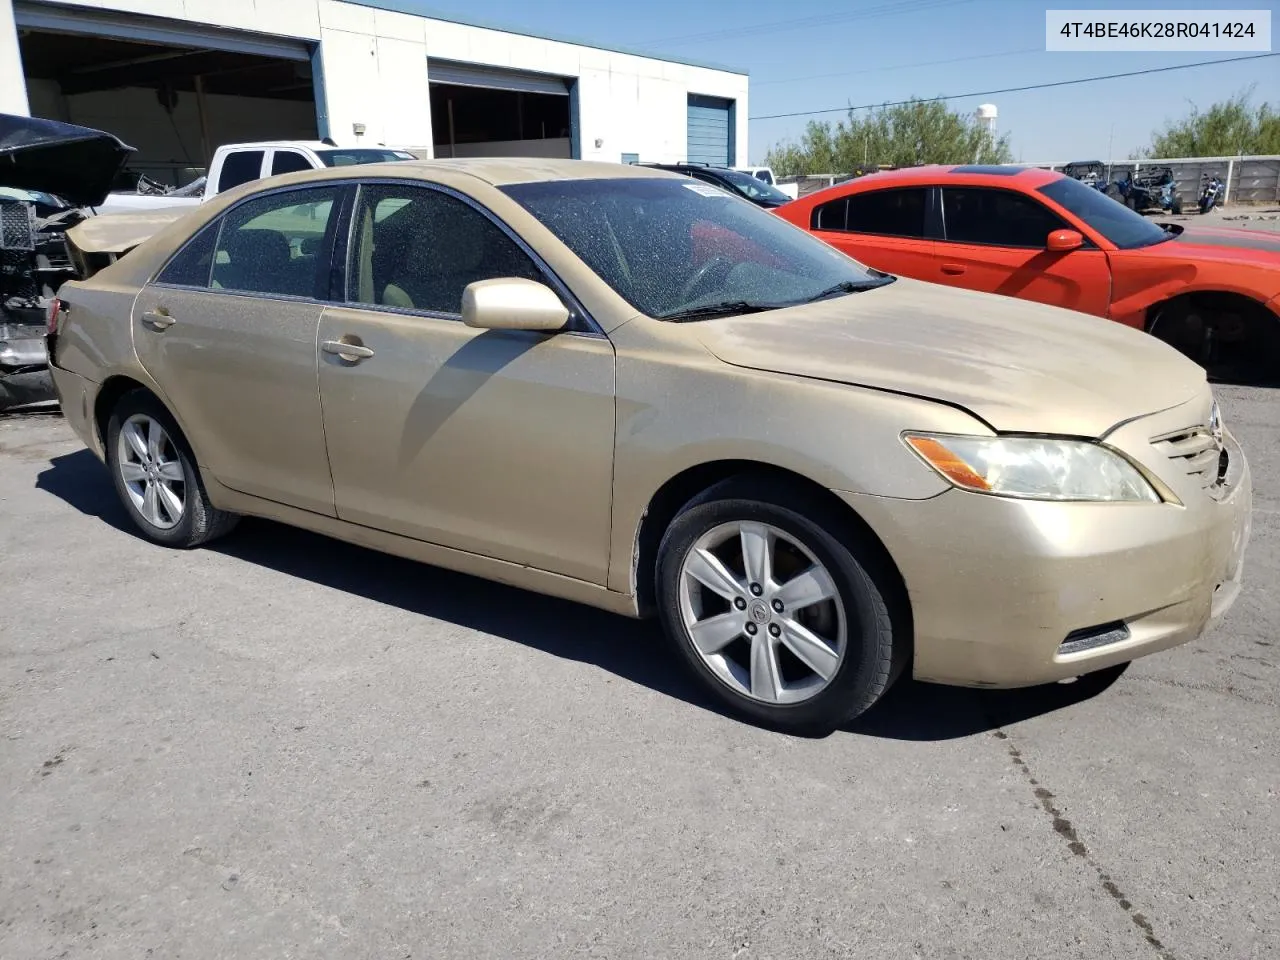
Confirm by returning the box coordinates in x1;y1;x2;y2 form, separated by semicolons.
837;402;1252;688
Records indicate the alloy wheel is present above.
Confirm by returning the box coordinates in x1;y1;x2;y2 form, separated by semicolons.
116;413;187;530
677;520;847;705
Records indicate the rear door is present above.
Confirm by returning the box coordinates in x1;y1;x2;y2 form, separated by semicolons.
936;186;1112;316
809;187;936;278
131;183;345;515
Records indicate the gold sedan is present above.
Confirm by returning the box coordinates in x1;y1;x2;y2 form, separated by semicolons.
46;160;1252;733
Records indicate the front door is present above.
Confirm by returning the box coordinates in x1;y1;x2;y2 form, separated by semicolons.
935;186;1113;317
317;182;616;584
132;183;344;515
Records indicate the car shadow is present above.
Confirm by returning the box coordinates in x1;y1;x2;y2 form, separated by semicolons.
36;448;1123;741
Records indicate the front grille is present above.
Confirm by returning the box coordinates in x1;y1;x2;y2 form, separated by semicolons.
1151;424;1227;491
0;200;36;251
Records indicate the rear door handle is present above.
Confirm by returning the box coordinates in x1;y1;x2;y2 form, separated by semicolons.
142;310;176;330
321;339;375;361
940;263;966;276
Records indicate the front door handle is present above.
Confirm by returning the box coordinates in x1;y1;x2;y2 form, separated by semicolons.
321;338;375;362
141;310;176;330
940;263;966;276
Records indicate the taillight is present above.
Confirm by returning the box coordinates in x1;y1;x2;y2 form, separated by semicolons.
47;297;63;335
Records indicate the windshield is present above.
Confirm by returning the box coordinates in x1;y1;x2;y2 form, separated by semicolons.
316;148;415;167
1038;176;1170;249
501;177;885;319
705;167;791;203
0;186;62;206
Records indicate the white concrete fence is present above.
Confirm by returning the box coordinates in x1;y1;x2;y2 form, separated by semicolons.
1016;155;1280;207
779;155;1280;206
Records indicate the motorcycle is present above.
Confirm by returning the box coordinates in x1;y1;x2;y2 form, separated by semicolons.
1198;172;1224;214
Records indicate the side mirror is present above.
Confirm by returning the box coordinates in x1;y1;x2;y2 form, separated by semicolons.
461;277;569;332
1046;228;1084;252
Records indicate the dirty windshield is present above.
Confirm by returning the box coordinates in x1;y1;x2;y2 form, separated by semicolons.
501;177;887;319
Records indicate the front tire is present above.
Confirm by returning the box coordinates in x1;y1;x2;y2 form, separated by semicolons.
106;391;239;548
656;478;903;734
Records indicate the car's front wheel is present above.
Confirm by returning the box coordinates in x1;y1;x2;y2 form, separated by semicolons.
106;391;239;548
656;478;904;734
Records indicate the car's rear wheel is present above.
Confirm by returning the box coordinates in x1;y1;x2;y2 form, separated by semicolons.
656;478;903;734
106;391;239;548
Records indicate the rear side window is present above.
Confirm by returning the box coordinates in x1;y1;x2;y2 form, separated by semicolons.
156;221;219;287
811;197;848;231
210;186;340;298
844;188;927;238
942;187;1068;248
217;150;265;193
271;151;312;176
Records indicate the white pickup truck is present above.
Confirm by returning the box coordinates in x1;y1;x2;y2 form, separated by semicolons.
99;140;418;213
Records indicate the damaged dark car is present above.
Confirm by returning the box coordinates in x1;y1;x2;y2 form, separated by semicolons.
1;114;133;411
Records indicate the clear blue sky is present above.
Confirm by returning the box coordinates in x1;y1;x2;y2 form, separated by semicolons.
390;0;1279;163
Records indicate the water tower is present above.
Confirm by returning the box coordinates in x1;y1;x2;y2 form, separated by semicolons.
975;103;998;135
974;103;998;163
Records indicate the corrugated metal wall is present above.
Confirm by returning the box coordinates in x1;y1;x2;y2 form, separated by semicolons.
687;94;732;166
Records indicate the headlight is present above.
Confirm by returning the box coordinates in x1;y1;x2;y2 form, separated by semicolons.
904;433;1161;503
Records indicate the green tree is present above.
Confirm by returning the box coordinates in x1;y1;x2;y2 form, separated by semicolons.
763;98;1012;177
1141;88;1280;157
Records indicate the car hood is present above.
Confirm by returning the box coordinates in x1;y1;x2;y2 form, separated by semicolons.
1165;223;1280;258
692;277;1206;437
0;113;135;207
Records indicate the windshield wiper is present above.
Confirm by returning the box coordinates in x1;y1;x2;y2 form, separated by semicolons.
658;301;779;322
803;277;895;303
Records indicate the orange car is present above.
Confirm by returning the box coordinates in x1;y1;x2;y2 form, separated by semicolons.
774;165;1280;381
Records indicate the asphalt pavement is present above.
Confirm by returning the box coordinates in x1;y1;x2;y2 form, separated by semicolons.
1;381;1276;960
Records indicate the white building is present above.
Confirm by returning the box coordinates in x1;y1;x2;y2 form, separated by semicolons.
0;0;748;184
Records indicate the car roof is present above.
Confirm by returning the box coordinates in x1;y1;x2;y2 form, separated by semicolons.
265;157;688;187
223;141;336;151
829;164;1063;191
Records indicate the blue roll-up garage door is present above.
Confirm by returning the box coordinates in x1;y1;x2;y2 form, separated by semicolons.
687;94;733;166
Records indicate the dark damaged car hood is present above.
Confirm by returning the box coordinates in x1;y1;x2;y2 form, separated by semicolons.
0;114;134;207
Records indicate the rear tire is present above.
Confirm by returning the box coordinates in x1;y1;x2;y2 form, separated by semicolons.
656;477;905;735
106;390;239;548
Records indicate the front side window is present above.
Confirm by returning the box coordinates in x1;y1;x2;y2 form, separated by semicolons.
217;150;265;193
347;183;543;315
210;186;339;298
844;188;928;238
502;177;888;320
1037;176;1169;249
941;187;1068;248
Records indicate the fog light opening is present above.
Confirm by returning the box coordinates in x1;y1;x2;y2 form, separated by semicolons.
1058;621;1131;656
